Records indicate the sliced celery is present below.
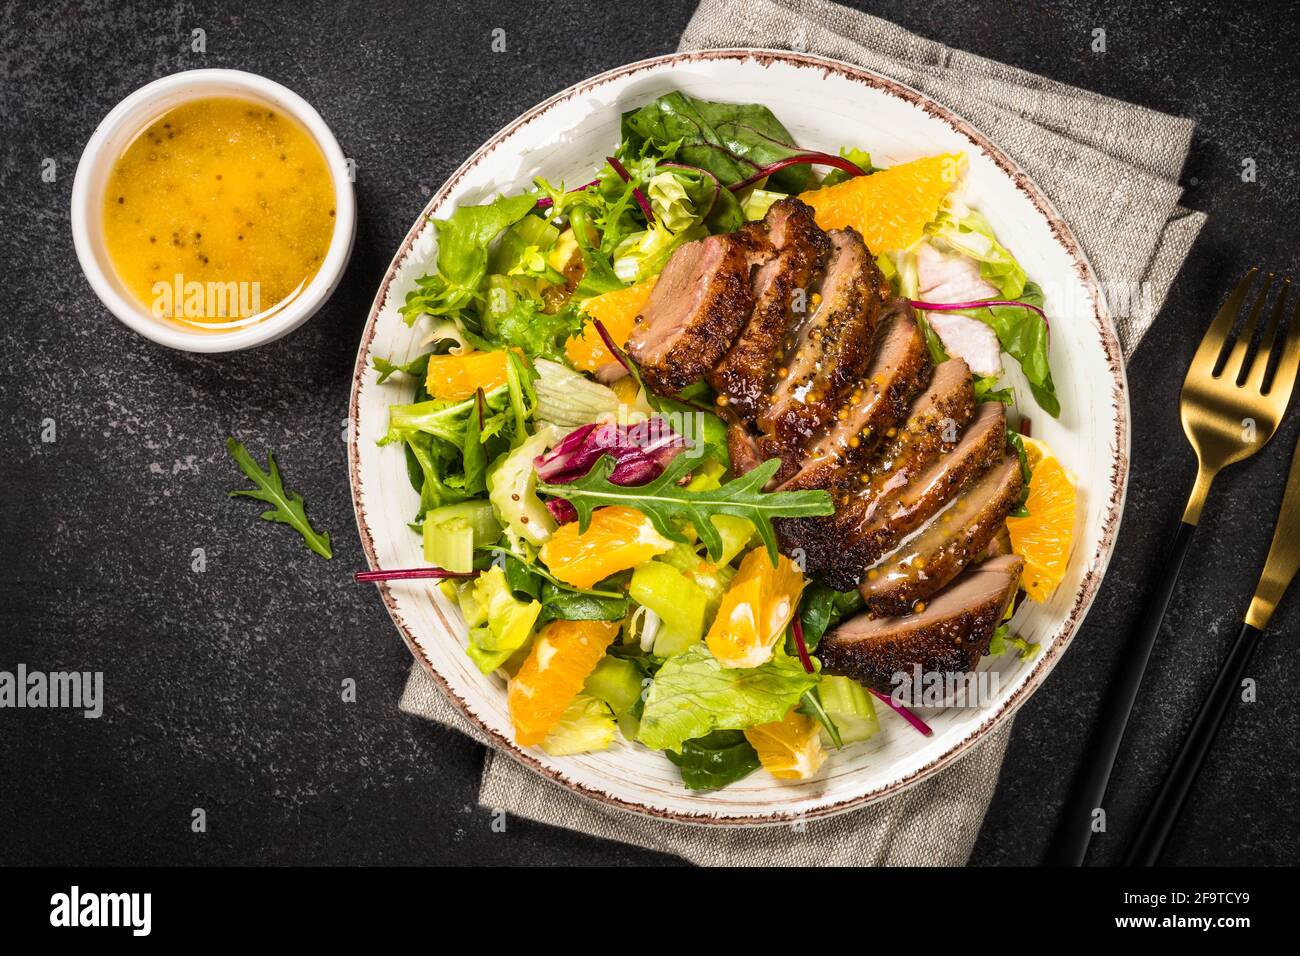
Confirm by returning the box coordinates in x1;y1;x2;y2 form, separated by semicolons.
423;500;499;572
656;541;703;574
817;675;879;746
647;545;736;631
456;580;487;629
616;708;641;743
684;458;727;492
629;561;708;656
424;518;473;572
652;625;699;659
487;426;557;548
711;515;756;566
583;656;644;716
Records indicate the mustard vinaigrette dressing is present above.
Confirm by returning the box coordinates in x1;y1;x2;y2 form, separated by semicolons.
101;96;335;331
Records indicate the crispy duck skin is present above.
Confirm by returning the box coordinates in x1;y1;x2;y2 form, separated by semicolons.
631;204;1034;695
758;227;888;452
627;231;756;394
777;359;980;585
814;397;1004;588
817;555;1024;693
707;199;829;423
773;301;932;490
860;455;1024;615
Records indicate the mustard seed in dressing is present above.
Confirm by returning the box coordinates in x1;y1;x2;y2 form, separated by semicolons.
102;96;334;330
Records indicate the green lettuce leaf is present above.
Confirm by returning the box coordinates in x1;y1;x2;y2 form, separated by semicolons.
820;146;875;187
637;644;819;752
379;385;510;448
973;375;1015;406
465;565;542;673
976;283;1058;417
406;432;471;518
926;199;1027;299
400;193;538;325
479;283;584;362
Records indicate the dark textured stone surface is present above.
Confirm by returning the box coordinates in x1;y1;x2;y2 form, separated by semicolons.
1;0;1297;867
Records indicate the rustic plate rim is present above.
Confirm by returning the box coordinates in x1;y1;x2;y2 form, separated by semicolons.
347;48;1131;826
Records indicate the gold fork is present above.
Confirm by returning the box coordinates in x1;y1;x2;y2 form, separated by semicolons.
1180;270;1298;523
1049;268;1298;866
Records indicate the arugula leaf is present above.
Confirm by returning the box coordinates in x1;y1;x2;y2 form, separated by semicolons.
621;92;814;193
538;454;833;563
664;730;762;790
226;439;332;559
637;644;819;752
400;193;537;325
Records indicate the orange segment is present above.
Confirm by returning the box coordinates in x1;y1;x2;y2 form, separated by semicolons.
565;277;657;373
798;154;963;252
1007;438;1077;602
425;349;510;400
538;505;673;589
744;709;826;780
508;620;619;746
706;549;805;668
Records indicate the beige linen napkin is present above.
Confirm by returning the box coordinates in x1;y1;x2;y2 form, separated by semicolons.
400;0;1205;865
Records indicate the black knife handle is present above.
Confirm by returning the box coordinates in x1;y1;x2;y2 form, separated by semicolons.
1123;620;1262;866
1045;520;1198;866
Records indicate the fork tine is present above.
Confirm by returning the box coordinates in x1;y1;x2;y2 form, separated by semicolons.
1264;293;1300;403
1246;279;1290;391
1195;268;1257;378
1222;272;1273;380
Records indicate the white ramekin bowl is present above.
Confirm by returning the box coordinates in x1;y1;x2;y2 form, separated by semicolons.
71;69;356;352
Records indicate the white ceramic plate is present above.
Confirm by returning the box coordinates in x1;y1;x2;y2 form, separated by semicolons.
348;50;1129;824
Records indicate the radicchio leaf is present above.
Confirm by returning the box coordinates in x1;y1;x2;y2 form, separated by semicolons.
534;417;688;487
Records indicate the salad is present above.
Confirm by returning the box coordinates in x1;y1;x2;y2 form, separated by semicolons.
370;92;1074;790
